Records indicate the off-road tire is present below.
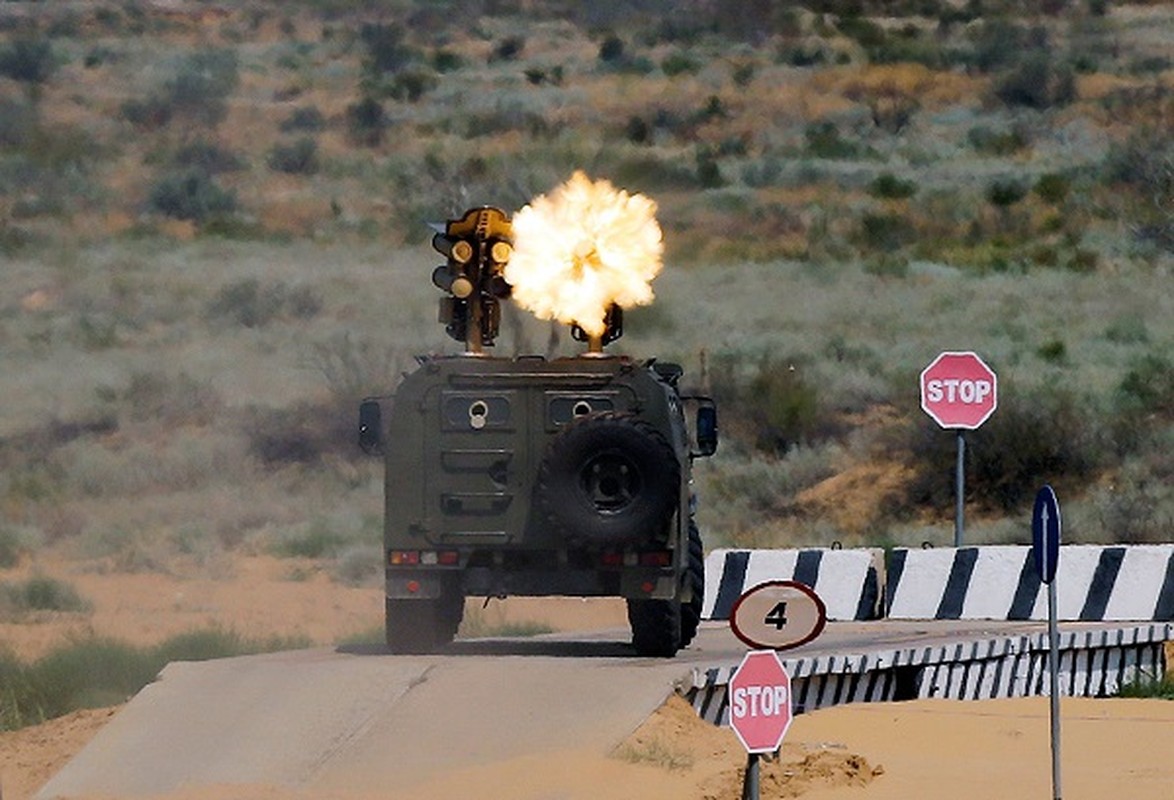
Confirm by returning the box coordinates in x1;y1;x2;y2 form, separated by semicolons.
627;596;682;658
628;518;704;658
385;587;464;654
537;412;679;547
680;518;705;647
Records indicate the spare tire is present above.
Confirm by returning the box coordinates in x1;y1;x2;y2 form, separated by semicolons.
538;412;679;546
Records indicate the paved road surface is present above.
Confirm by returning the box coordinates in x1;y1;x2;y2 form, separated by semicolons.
36;619;1083;798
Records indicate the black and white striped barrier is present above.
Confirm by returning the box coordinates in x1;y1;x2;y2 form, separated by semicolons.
886;545;1174;621
702;548;885;622
684;622;1173;724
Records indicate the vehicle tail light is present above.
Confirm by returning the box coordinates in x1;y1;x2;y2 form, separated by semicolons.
639;551;672;567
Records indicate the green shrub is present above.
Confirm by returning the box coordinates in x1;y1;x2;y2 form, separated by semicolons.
860;212;915;252
804;122;860;159
272;520;349;559
360;23;417;73
995;52;1075;110
968;125;1030;156
1036;338;1067;364
1034;173;1070;204
147;169;238;222
0;528;27;568
598;34;625;63
869;173;918;199
661;50;701;77
431;48;464;73
0;629;311;730
1;576;90;616
490;36;525;62
903;384;1107;514
206;278;322;328
388;69;437;101
985;179;1028;208
0;37;56;87
267;137;319;174
280;105;325;133
346;96;386;147
172;139;245;173
163;48;240;127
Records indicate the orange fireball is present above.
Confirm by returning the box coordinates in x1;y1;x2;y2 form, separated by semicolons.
506;171;664;338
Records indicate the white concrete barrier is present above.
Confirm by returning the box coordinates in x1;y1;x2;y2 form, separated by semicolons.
703;547;884;621
886;544;1174;621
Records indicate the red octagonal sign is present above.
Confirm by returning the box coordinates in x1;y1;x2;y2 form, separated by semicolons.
728;650;793;754
920;351;998;430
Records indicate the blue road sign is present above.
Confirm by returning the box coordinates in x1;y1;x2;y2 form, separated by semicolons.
1032;485;1061;584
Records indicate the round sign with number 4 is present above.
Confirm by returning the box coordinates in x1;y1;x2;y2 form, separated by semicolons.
729;581;827;651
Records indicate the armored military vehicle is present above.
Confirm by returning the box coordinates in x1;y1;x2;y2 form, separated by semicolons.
359;207;717;657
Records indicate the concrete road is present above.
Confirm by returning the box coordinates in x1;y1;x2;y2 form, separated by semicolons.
36;619;1077;798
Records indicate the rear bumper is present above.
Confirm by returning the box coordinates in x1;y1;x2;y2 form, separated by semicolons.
385;566;678;600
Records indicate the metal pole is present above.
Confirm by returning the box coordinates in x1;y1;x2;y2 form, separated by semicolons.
1047;579;1062;800
954;431;965;547
741;753;760;800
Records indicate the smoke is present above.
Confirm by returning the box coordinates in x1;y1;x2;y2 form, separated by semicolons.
505;171;664;338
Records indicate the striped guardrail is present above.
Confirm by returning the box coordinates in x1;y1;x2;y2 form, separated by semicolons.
886;544;1174;621
703;548;884;622
684;622;1173;724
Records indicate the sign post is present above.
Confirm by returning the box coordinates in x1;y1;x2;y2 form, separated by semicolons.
728;650;793;800
1032;485;1062;800
727;583;825;799
920;351;998;546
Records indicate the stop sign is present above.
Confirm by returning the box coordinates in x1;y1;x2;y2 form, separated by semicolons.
728;650;793;753
920;351;997;430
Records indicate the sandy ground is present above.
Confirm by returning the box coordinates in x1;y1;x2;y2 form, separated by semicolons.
2;555;1173;799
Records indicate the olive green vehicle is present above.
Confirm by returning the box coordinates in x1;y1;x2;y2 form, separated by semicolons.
359;207;717;657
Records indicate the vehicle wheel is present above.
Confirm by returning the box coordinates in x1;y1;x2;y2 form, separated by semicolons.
627;596;682;658
385;587;464;655
680;518;704;648
538;412;679;547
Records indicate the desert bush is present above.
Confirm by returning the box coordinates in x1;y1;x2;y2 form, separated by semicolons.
970;20;1033;73
598;33;625;63
279;105;325;133
1;576;89;618
995;52;1075;110
1103;127;1173;250
0;527;32;568
1034;172;1070;205
171;139;245;174
0;628;311;730
869;173;918;199
147;169;238;222
206;278;322;328
271;518;352;559
661;50;701;77
903;384;1107;514
490;35;525;62
242;401;349;466
360;23;418;74
267;137;319;175
431;48;464;73
387;69;437;101
804;122;862;160
985;178;1028;209
1094;452;1174;544
96;370;222;427
860;212;915;252
0;37;56;88
967;125;1030;156
305;332;405;407
164;48;240;127
345;96;386;147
